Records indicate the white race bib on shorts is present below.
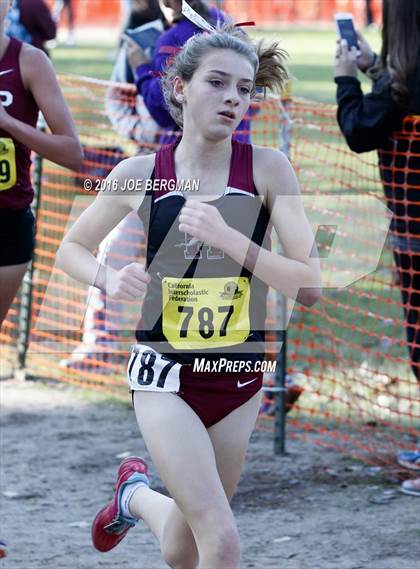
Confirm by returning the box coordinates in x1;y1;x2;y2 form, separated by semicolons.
127;344;181;392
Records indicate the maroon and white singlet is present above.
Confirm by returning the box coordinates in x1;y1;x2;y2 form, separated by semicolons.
128;140;272;427
0;37;38;210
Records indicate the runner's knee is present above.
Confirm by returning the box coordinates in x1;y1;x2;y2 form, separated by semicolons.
160;517;198;569
200;524;241;565
191;509;240;558
161;540;198;569
164;508;240;565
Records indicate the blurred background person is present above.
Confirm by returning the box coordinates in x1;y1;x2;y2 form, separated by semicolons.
364;0;374;27
334;0;420;497
124;0;163;36
120;0;133;30
107;0;166;142
6;0;56;55
124;0;254;144
53;0;75;46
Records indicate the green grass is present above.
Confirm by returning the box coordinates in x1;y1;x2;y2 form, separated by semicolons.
52;33;117;80
52;27;383;101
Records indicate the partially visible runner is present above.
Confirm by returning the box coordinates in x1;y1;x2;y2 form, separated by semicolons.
57;14;321;569
0;0;82;329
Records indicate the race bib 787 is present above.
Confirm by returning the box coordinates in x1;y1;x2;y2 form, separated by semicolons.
127;344;181;392
162;276;251;350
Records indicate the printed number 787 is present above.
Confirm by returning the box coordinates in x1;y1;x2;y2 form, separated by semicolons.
129;351;176;387
178;305;234;339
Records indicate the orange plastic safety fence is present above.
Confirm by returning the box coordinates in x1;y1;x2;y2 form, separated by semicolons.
53;1;383;29
258;101;419;468
220;0;382;28
1;76;418;469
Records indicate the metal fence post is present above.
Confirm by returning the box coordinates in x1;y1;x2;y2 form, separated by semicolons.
273;94;292;455
16;116;45;374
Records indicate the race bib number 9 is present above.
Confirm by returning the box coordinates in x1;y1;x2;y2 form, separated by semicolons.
127;344;181;392
0;138;17;191
162;276;250;350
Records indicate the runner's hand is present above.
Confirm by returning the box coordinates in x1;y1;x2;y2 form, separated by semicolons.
105;262;150;301
179;200;230;250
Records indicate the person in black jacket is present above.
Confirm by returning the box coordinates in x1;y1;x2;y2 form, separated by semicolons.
334;0;420;498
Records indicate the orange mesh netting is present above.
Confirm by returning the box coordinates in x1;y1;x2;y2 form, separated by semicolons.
55;0;383;28
221;0;382;28
0;76;418;468
259;103;419;469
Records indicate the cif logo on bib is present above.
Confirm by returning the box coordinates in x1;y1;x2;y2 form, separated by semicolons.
0;91;13;108
220;281;243;300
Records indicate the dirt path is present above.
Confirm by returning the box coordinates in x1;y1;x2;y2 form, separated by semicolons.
0;379;418;569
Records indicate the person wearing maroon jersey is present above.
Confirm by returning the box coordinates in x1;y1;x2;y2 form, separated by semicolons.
56;10;321;567
0;0;82;328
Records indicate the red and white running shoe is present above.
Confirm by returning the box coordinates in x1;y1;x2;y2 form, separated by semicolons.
91;456;149;552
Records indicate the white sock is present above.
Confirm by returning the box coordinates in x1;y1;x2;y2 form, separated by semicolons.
120;480;148;519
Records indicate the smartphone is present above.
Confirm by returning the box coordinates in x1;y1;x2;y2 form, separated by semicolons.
125;19;164;56
334;13;360;54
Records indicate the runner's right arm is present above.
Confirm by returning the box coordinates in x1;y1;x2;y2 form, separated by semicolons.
56;155;153;300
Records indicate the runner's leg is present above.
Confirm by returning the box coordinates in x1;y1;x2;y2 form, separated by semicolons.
0;263;29;328
129;389;262;568
131;391;239;568
159;389;262;568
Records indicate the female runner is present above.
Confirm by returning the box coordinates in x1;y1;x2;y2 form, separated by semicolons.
57;19;321;569
0;0;82;328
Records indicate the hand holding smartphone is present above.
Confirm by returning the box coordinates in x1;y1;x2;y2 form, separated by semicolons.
334;13;360;55
124;19;164;58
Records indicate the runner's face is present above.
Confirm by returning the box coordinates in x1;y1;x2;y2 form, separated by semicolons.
182;48;254;140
